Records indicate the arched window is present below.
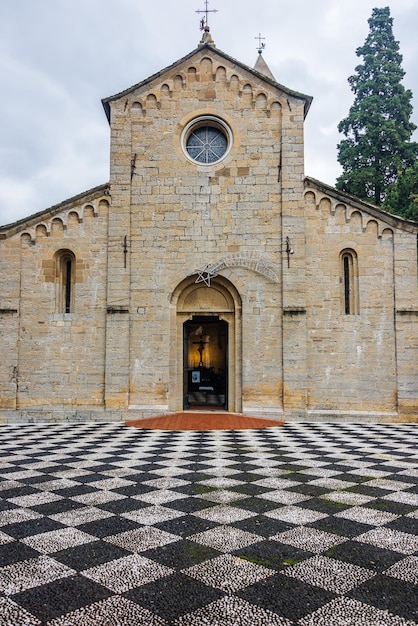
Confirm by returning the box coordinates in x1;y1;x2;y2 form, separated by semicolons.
55;250;76;313
340;249;359;315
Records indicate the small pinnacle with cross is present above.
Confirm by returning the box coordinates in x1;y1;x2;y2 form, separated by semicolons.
196;0;218;32
255;32;266;54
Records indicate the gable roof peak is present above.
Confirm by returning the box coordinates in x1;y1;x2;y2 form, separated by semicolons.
102;42;313;121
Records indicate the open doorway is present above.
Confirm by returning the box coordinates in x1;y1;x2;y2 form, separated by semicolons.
184;316;228;410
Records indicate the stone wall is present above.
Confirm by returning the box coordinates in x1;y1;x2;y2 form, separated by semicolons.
0;192;110;411
304;185;418;421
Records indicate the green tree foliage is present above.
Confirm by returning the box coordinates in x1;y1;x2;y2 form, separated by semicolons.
336;7;417;207
383;159;418;221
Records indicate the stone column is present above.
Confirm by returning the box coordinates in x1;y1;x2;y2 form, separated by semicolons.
280;99;308;418
105;101;132;410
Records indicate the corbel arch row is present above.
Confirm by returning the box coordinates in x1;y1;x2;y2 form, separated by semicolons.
130;91;281;117
304;190;394;240
19;198;109;245
129;61;283;116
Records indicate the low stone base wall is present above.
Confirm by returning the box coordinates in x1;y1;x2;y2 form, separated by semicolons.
0;406;415;424
0;406;169;424
242;406;415;423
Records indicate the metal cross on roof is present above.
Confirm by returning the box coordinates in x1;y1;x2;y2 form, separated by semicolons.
196;0;218;31
255;32;266;54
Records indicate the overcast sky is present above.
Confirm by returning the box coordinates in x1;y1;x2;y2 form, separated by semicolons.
1;0;417;226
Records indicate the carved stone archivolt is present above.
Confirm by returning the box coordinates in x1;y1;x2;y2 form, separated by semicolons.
194;252;280;285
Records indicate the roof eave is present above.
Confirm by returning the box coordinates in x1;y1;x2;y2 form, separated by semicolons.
0;183;110;237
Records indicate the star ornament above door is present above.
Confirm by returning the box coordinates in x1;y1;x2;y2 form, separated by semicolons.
195;265;218;286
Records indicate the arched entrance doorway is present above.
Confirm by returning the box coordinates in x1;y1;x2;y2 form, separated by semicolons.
170;275;242;413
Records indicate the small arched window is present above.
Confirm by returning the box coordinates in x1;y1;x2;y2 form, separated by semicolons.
55;250;76;313
340;249;359;315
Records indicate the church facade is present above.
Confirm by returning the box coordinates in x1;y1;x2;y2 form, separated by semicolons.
1;34;417;423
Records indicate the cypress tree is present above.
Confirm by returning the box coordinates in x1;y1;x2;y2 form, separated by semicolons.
383;160;418;221
336;7;417;206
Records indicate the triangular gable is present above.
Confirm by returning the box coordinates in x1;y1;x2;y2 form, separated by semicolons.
102;43;312;122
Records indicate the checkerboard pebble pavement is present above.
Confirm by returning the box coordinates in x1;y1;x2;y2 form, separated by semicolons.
0;421;416;625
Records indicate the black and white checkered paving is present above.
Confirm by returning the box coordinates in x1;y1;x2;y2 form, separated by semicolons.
0;422;416;625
